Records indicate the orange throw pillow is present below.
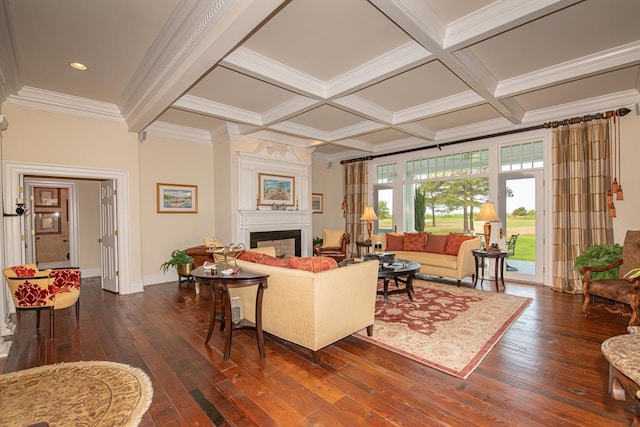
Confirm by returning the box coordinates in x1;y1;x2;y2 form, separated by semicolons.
262;254;291;268
444;233;475;255
403;232;427;251
385;233;404;251
289;256;338;272
238;251;264;264
424;233;448;253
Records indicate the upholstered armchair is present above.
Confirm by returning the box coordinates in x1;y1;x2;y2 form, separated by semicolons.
3;264;81;337
581;230;640;325
313;229;350;262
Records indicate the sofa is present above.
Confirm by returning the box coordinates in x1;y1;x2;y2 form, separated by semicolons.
370;232;481;285
228;246;379;362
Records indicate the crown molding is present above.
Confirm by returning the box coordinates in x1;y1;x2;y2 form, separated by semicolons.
5;86;124;123
145;121;212;145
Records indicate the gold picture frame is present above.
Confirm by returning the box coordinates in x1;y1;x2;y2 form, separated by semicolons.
157;183;198;213
258;173;295;206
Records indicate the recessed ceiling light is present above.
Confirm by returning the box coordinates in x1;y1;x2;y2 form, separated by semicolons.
69;62;88;71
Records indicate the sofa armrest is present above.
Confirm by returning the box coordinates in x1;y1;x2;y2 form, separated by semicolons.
457;238;482;278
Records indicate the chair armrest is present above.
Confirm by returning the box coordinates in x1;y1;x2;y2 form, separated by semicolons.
579;258;623;274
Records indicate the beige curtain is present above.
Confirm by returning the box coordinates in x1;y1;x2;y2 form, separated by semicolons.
552;119;613;293
343;161;368;257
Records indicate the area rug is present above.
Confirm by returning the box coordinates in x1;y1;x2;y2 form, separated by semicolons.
355;280;532;379
0;360;153;426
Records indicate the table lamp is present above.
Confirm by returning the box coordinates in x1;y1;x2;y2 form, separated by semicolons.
360;206;378;242
476;202;500;250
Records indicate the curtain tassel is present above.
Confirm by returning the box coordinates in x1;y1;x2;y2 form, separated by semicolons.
616;184;624;201
609;203;617;218
612;178;619;193
607;190;613;205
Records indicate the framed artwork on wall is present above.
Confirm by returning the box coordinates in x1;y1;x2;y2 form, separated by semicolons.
258;173;295;206
35;212;61;234
312;193;323;213
157;183;198;213
34;187;60;207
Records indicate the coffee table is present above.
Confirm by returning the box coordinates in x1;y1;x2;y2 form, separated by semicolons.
191;265;269;360
377;260;420;303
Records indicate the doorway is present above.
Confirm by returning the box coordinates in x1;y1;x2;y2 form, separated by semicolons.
3;161;133;294
498;170;544;283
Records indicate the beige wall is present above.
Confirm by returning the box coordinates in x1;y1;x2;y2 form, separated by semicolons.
311;159;343;238
139;135;214;285
612;112;640;243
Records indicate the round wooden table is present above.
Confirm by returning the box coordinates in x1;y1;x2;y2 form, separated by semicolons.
472;249;508;292
191;265;269;360
377;260;420;304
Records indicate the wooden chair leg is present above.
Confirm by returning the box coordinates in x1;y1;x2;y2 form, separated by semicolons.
49;308;54;338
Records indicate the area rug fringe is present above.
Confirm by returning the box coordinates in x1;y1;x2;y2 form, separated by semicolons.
354;280;532;379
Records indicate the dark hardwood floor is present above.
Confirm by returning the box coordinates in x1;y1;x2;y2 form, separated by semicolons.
1;276;635;426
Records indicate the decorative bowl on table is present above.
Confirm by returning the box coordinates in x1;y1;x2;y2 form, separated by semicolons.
207;243;246;268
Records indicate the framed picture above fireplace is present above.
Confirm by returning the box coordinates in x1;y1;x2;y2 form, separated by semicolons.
258;173;295;206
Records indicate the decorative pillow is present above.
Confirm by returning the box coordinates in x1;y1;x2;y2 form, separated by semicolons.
203;236;224;248
403;232;427;251
238;251;265;264
424;233;449;253
444;233;475;255
322;229;344;248
289;256;338;272
262;255;291;268
385;233;404;251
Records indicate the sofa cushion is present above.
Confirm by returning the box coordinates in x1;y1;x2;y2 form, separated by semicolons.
238;251;265;264
289;256;338;272
262;254;291;268
444;233;475;256
403;232;427;251
424;233;448;253
385;233;404;251
322;229;344;248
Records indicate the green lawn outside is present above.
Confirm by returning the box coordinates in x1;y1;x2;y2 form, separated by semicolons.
378;214;534;261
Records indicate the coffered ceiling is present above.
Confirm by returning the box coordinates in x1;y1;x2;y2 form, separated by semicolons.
1;0;639;160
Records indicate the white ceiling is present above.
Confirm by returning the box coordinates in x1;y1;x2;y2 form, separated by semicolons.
1;0;640;161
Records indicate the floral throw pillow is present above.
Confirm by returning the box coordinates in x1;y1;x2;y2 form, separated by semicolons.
403;232;427;251
444;233;475;255
262;255;291;268
238;251;265;264
289;256;338;272
385;234;404;251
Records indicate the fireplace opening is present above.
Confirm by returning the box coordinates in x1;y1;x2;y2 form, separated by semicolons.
250;230;301;257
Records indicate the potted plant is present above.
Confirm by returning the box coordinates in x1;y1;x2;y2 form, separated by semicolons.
573;243;623;280
160;249;195;277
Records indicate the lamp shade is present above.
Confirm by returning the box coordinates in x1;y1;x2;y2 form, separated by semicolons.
360;206;378;221
476;202;500;222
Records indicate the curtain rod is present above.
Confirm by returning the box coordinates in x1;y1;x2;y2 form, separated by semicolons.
341;107;631;164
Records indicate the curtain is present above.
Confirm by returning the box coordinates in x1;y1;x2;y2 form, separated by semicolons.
343;161;368;258
552;119;613;293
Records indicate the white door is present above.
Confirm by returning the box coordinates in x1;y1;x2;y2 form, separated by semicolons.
498;170;544;283
100;180;118;293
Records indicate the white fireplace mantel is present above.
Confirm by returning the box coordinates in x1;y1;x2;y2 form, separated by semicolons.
237;209;312;257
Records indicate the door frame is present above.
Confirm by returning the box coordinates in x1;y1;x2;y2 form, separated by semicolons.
3;161;134;294
24;178;78;268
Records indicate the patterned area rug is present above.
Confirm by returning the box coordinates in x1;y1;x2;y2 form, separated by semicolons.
355;279;532;379
0;360;153;426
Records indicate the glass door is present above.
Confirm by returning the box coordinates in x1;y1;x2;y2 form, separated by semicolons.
498;170;544;283
373;185;394;234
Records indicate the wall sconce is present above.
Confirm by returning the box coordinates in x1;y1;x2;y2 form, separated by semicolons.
360;206;378;242
476;202;500;249
4;197;29;217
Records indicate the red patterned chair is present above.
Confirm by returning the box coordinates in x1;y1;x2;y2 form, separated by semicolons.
3;264;81;337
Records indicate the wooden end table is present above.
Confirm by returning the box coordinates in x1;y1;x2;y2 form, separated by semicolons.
191;265;269;360
472;249;508;292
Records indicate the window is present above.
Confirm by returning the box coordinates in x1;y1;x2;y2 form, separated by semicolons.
376;163;397;183
500;140;543;171
406;149;489;180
